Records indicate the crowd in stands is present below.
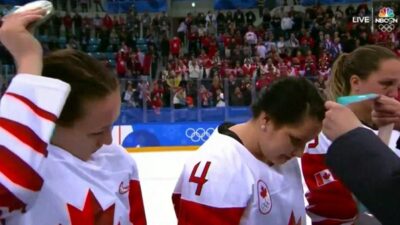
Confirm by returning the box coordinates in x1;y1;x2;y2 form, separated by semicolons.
1;1;400;113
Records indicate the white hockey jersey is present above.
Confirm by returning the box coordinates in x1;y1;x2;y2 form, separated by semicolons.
173;125;305;225
0;74;146;225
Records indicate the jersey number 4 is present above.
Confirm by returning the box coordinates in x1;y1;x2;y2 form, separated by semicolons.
189;161;211;196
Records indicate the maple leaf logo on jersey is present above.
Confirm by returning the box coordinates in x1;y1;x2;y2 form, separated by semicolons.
287;211;301;225
257;180;272;215
314;169;335;187
260;186;268;198
66;189;119;225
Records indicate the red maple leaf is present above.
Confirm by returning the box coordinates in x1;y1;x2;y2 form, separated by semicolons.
66;189;118;225
322;172;331;180
260;186;267;198
287;211;302;225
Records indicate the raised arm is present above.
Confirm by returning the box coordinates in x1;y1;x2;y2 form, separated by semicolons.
0;9;70;218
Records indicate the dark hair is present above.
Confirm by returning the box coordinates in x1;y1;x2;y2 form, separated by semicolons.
328;45;397;100
42;49;119;127
251;77;325;126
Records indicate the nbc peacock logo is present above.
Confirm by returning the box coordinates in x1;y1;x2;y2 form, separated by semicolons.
375;7;398;32
378;7;395;18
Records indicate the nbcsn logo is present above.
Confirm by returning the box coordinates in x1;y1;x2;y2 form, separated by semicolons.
375;7;398;32
352;7;398;32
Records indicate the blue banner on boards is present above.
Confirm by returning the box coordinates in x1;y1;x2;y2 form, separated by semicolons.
214;0;258;10
106;0;167;13
135;0;167;12
117;122;220;148
300;0;370;6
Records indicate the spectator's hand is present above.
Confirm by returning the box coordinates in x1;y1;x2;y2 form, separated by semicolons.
0;8;44;75
323;101;362;141
372;95;400;127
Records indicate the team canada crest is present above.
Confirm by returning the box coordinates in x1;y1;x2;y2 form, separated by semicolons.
257;180;272;214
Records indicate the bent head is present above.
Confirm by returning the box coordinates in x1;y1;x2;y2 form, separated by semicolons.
252;77;325;165
43;49;120;160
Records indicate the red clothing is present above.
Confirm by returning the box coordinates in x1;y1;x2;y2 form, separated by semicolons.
63;15;73;29
302;134;358;225
103;15;113;30
277;63;290;77
302;129;400;224
116;58;126;77
256;76;271;90
222;34;232;48
208;41;218;58
201;36;211;50
143;54;152;75
300;36;315;48
170;38;181;56
242;64;256;77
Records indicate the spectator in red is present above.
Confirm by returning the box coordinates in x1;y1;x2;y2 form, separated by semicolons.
152;81;164;99
222;31;233;56
303;60;317;78
305;49;316;63
208;38;218;58
230;60;240;76
218;59;229;78
116;50;127;77
180;60;189;79
242;58;256;78
255;73;271;91
318;51;331;79
300;31;315;51
200;32;211;52
170;36;181;57
151;93;162;114
63;12;73;38
270;47;281;64
142;50;153;78
102;13;113;31
201;54;213;79
277;57;290;77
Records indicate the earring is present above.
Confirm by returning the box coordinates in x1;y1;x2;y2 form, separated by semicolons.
261;125;266;131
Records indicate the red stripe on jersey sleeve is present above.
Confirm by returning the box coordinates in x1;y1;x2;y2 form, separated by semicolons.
172;193;181;217
0;182;27;214
174;198;245;225
0;118;48;156
302;153;358;222
5;92;57;122
128;180;147;225
0;145;44;191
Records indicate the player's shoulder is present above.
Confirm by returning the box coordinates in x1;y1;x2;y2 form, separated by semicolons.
182;131;253;184
178;136;253;207
187;131;248;172
304;131;332;155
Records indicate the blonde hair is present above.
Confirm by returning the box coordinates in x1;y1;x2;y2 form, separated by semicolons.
327;45;397;100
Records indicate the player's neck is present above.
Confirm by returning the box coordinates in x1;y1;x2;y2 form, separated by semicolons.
230;121;272;165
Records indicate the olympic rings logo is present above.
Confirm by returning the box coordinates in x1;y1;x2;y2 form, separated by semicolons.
378;24;396;32
185;128;215;142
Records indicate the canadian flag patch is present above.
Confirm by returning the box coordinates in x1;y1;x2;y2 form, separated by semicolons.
314;169;335;187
